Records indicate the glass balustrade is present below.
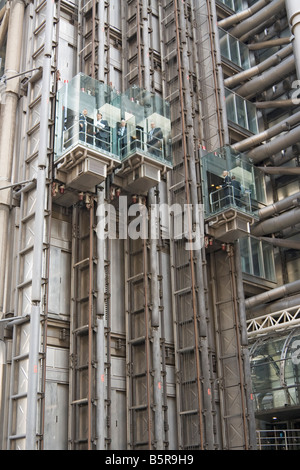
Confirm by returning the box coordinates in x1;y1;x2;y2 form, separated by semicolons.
219;27;251;70
225;88;258;134
240;236;276;282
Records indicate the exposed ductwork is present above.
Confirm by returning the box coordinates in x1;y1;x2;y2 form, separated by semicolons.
224;44;293;89
229;0;286;39
0;0;26;313
248;37;292;50
255;98;300;108
246;126;300;163
257;191;300;220
258;166;300;175
260;236;300;250
247;294;300;318
235;54;295;99
245;279;300;309
251;207;300;236
218;0;273;30
232;111;300;153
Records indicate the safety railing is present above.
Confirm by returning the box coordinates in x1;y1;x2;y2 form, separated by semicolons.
62;120;114;154
60;120;172;166
118;127;172;166
256;429;300;450
209;184;252;214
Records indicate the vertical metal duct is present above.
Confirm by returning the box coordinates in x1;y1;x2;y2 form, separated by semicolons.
0;0;26;314
285;0;300;79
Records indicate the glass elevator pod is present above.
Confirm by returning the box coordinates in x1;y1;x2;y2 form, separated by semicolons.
111;86;173;195
201;146;265;242
53;73;121;206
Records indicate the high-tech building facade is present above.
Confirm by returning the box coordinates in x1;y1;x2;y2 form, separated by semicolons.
0;0;299;450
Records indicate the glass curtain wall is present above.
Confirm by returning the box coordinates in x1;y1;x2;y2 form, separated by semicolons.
250;331;300;412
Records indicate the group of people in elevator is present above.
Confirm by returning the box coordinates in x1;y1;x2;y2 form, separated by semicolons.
222;170;242;207
79;108;163;159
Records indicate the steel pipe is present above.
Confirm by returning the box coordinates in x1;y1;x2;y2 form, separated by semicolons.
230;0;286;39
257;166;300;175
255;98;300;108
236;54;295;99
232;111;300;153
96;186;106;450
251;207;300;236
218;0;272;30
258;191;300;220
245;279;300;309
246;126;300;163
224;44;293;89
248;37;292;50
260;236;300;250
0;0;26;312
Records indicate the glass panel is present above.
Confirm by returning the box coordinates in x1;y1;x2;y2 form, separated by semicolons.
201;146;266;218
239;236;275;281
225;88;258;134
219;28;251;70
55;73;121;162
55;75;173;168
250;332;300;413
111;87;172;166
251;237;264;277
262;241;276;282
217;0;245;13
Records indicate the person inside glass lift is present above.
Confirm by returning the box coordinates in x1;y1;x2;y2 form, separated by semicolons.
222;170;232;206
147;121;163;157
94;112;110;151
78;108;93;144
117;119;127;157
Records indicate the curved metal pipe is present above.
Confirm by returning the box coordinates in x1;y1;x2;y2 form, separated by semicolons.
258;191;300;220
251;207;300;236
224;44;293;89
236;54;295;99
248;37;292;50
260;236;300;250
230;0;286;39
218;0;272;30
232;111;300;153
245;279;300;309
257;166;300;175
255;98;300;108
246;126;300;163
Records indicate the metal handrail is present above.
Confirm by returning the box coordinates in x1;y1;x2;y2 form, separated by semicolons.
60;121;172;165
256;429;300;450
209;184;252;213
